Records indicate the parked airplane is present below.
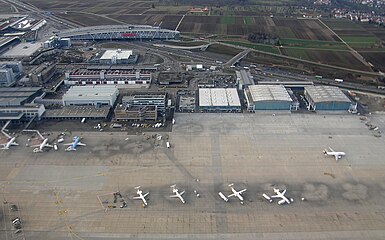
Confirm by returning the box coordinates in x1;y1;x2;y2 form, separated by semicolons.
170;184;185;203
64;136;86;151
227;183;247;204
133;186;149;206
31;138;53;153
0;137;18;150
271;188;292;205
323;147;346;161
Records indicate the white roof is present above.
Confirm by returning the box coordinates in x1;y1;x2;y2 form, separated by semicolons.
304;86;351;103
63;85;118;99
199;88;241;107
100;49;132;60
248;85;292;102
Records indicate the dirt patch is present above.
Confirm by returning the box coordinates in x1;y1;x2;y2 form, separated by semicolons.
355;93;385;112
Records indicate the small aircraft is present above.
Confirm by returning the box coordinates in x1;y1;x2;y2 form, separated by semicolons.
227;183;247;204
133;186;149;206
323;147;346;161
64;136;86;151
0;137;18;150
170;184;185;203
271;188;292;205
31;138;53;153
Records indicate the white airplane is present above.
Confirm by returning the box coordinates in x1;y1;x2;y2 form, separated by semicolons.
271;188;291;205
64;136;86;151
31;138;53;153
323;147;346;161
227;183;247;203
170;184;185;204
133;186;149;206
0;137;18;150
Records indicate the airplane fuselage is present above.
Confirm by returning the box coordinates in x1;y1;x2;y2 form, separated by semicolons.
231;188;244;201
272;188;291;204
1;137;17;149
137;190;147;205
173;189;185;203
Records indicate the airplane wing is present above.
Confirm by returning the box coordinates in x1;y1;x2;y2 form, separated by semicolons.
133;196;141;200
334;154;339;161
143;192;149;198
63;142;74;146
329;147;335;152
170;194;179;198
239;189;247;194
77;143;86;146
270;194;280;198
282;189;286;195
179;190;185;196
46;144;54;148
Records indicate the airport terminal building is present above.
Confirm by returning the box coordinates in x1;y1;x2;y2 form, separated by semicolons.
304;86;352;111
56;25;180;41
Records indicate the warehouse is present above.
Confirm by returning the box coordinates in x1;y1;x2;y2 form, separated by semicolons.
304;86;352;111
199;88;241;112
99;49;138;64
244;85;293;111
64;68;151;88
62;85;119;106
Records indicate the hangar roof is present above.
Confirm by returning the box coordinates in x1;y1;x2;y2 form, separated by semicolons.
304;86;351;103
248;85;292;102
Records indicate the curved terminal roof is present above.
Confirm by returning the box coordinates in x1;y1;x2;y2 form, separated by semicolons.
248;85;292;102
57;25;179;39
304;86;351;103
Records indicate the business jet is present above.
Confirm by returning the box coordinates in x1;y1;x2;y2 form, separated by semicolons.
270;188;292;205
170;184;185;203
323;147;346;161
133;186;149;206
227;183;247;204
0;137;18;150
64;136;86;151
31;138;53;153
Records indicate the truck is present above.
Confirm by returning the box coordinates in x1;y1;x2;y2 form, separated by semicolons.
166;142;170;148
334;78;344;83
81;118;86;123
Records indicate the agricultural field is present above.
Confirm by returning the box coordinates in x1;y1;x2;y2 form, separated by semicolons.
222;41;280;54
281;48;372;71
360;52;385;72
280;39;349;50
272;18;339;41
340;35;381;48
57;12;123;26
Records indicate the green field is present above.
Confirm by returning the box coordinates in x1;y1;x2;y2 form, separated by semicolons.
280;38;349;50
341;35;380;43
222;41;280;54
341;35;381;48
221;16;236;24
282;48;310;60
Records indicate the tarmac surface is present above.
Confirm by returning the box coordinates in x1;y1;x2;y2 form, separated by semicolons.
1;113;385;239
